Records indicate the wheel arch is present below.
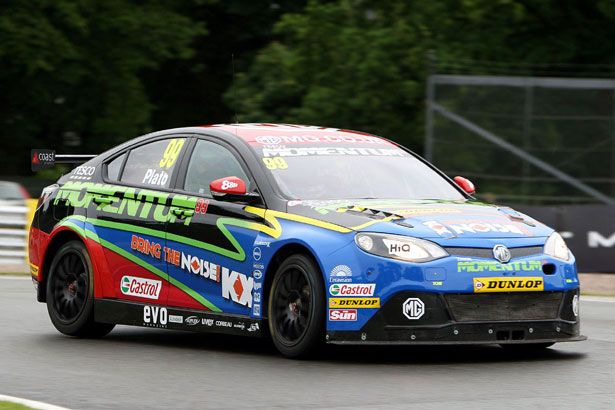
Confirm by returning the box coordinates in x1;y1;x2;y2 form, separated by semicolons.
38;229;86;303
262;242;324;321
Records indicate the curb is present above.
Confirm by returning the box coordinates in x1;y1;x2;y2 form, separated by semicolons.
0;394;72;410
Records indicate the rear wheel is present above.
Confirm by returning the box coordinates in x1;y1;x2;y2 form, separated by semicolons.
268;254;325;358
46;240;114;337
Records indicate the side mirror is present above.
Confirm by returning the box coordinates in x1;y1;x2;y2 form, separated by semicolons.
454;176;476;194
210;176;261;203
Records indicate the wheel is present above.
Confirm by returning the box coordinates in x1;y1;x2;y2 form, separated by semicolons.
268;254;325;358
46;240;115;337
500;342;554;351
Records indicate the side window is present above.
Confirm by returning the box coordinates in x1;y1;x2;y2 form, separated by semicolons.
106;153;126;181
184;140;249;195
121;138;186;188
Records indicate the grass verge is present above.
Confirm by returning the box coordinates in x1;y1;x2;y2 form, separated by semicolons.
0;401;36;409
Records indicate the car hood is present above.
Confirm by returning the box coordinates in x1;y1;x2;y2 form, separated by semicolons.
284;199;553;241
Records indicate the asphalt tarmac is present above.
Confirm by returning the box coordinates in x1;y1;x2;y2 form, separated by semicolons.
1;277;613;410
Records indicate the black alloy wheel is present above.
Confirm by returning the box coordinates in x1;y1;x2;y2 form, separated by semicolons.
268;254;325;358
46;240;114;337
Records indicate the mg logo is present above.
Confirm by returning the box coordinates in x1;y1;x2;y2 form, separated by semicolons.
402;298;425;320
493;244;511;263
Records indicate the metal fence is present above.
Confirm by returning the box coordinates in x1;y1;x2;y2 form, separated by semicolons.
0;200;36;266
425;74;615;206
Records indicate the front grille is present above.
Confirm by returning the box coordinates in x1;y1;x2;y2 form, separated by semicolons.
445;292;563;322
445;246;543;259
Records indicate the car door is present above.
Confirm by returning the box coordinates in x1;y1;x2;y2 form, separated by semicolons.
165;137;267;318
87;136;189;306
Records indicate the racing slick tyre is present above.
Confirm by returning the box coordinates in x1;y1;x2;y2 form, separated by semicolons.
46;240;115;337
268;254;325;359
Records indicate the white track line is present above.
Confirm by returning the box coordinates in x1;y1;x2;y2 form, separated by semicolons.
0;394;72;410
0;275;30;280
582;296;615;303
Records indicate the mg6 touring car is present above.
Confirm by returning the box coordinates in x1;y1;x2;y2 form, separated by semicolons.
29;124;585;358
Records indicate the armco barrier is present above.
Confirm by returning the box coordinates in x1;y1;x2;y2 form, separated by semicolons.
517;204;615;273
0;199;37;265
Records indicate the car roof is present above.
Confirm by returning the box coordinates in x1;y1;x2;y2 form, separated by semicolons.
199;123;396;146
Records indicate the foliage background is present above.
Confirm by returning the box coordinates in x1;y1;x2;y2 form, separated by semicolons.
1;0;614;200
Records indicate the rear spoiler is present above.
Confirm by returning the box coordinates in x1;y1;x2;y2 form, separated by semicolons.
31;149;96;172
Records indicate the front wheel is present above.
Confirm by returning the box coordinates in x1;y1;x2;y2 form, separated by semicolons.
46;240;114;337
268;254;325;358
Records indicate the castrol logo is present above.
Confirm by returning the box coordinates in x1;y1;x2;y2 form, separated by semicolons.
329;283;375;297
121;276;162;300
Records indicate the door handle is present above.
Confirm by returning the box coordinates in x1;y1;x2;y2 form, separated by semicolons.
92;196;114;205
172;208;194;219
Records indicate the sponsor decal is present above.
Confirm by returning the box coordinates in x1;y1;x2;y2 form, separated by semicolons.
253;247;262;261
254;282;262;290
185;316;200;326
262;147;404;158
179;251;253;308
131;235;161;259
195;198;209;214
458;260;543;273
181;252;221;282
382;239;416;259
329;298;380;308
329;309;358;321
424;220;532;237
248;323;260;332
252;134;391;146
143;306;167;327
234;322;246;330
253;293;261;303
31;149;55;171
330;265;353;283
253;304;261;316
221;269;254;307
473;277;544;292
253;263;265;270
402;298;425;320
202;318;214;326
216;320;232;328
169;315;183;324
254;240;271;247
142;168;169;186
220;179;238;190
572;295;579;317
492;244;511;263
329;284;375;297
70;165;96;180
120;276;162;300
423;221;454;237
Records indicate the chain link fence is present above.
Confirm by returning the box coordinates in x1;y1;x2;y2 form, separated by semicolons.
425;74;615;206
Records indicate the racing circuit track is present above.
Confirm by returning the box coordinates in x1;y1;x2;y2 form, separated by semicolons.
1;276;613;410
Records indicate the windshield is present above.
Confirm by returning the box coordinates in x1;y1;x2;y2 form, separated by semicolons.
251;142;465;200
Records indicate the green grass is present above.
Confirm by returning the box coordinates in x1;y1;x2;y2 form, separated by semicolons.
0;272;28;276
0;401;37;410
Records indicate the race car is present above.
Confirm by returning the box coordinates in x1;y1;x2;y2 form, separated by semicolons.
29;123;585;358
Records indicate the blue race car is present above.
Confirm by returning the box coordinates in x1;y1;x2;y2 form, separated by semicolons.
29;124;585;358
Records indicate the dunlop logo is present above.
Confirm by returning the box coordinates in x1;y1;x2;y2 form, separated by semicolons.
328;298;380;308
473;277;544;293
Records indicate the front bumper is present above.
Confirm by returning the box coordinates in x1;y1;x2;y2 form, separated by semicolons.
326;289;586;345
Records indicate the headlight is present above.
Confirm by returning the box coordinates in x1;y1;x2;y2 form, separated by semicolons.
544;232;570;261
354;232;449;263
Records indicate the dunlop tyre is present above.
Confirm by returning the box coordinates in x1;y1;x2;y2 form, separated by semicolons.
268;254;325;358
46;240;115;337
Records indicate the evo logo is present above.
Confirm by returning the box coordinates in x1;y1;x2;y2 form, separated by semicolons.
143;306;167;327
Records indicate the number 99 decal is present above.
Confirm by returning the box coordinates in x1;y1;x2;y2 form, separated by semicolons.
160;139;186;168
262;157;288;170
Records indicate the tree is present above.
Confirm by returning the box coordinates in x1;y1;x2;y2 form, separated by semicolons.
0;0;205;174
